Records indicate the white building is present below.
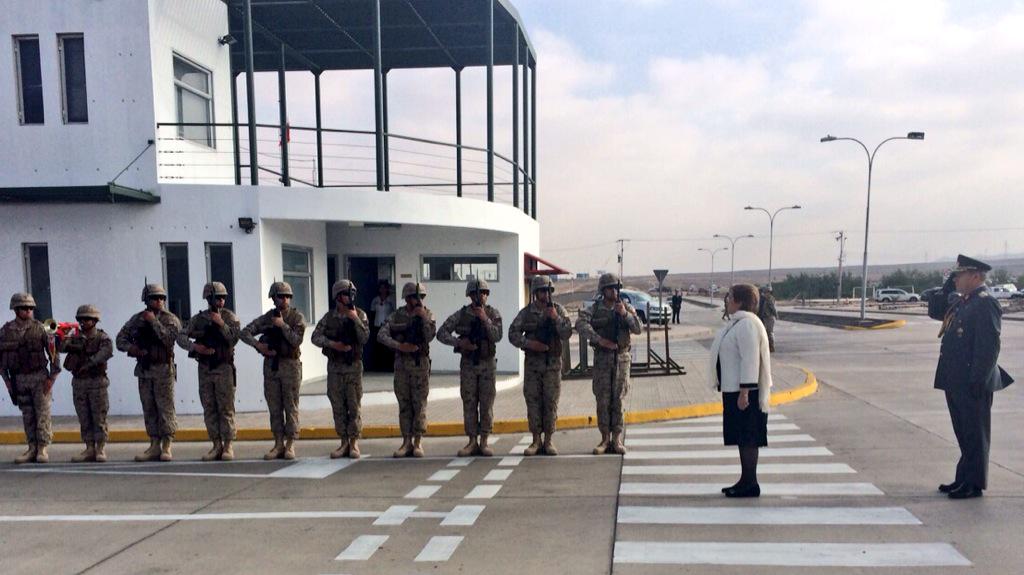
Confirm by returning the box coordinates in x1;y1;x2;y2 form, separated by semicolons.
0;0;556;417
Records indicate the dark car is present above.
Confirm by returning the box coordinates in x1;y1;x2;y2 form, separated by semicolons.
1011;290;1024;300
920;286;943;303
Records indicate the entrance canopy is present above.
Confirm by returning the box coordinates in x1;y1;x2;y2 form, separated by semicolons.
525;252;569;277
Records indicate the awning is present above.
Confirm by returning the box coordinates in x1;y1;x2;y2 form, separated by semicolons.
0;184;160;204
524;252;569;276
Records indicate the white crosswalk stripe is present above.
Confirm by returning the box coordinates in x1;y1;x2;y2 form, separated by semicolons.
624;446;832;460
622;463;856;475
614;542;971;567
628;423;800;435
335;535;389;561
626;433;815;447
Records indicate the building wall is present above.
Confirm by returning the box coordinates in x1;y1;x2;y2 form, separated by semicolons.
0;0;157;191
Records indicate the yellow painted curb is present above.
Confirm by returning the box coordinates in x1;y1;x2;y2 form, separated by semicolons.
0;370;819;444
842;319;906;331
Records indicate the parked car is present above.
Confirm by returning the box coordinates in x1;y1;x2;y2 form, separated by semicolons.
1010;290;1024;300
874;288;920;303
989;284;1019;300
585;289;671;325
920;286;943;303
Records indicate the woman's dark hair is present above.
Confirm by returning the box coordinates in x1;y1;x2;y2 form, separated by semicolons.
730;284;759;313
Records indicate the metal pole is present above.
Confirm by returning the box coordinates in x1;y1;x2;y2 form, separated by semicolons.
455;67;463;198
314;71;323;187
768;216;774;286
730;247;736;287
230;72;241;186
278;45;290;187
512;24;519;208
860;160;873;319
372;0;384;191
522;47;530;215
243;0;258;185
382;69;390;191
530;59;537;219
710;253;715;305
486;0;494;202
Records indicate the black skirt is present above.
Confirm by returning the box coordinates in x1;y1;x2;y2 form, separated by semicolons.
722;390;768;447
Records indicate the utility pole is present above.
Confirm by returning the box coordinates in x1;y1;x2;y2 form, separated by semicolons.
617;239;628;279
835;231;847;304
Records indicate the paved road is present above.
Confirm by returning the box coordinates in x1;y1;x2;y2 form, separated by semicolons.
0;307;1020;574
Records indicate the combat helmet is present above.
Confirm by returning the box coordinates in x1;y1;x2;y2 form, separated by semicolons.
598;272;622;292
465;278;491;296
530;275;554;294
268;281;293;298
75;304;101;321
332;279;357;300
202;282;229;301
9;292;36;310
141;283;167;303
401;282;427;299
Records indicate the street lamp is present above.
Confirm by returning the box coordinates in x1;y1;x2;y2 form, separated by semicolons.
698;247;728;305
820;131;925;319
714;234;755;287
743;205;801;289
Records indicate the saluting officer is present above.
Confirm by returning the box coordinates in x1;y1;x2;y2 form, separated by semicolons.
437;278;503;457
177;282;241;461
928;255;1014;499
576;273;641;455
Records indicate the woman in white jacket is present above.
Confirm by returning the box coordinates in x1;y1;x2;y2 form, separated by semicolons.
708;284;773;498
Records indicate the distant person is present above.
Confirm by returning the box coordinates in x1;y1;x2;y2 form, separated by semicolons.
757;285;778;352
369;280;395;370
927;255;1014;499
708;284;772;498
670;290;683;324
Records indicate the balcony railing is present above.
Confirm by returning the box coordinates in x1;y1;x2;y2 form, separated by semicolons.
155;122;535;213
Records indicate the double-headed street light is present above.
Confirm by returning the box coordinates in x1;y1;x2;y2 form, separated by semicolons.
698;247;728;305
820;131;925;320
743;205;801;289
714;234;755;287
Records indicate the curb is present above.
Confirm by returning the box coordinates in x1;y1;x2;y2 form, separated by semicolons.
842;319;906;331
0;370;819;444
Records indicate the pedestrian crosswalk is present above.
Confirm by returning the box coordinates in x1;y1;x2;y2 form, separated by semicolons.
613;413;972;569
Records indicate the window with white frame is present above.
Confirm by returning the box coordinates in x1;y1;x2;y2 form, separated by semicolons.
58;34;88;123
421;255;499;282
283;246;313;320
13;35;44;124
173;54;214;147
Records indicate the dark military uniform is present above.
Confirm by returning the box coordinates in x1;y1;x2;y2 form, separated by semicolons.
929;264;1013;493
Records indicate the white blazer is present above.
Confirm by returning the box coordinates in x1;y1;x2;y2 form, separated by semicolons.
707;310;773;412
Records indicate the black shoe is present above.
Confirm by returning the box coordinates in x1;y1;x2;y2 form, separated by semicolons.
721;481;742;494
724;483;761;498
938;482;963;494
948;484;983;499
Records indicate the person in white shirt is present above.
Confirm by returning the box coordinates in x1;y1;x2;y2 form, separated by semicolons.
369;281;395;370
708;284;773;498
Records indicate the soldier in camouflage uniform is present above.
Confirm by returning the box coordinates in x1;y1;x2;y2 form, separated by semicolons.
61;304;114;463
240;282;306;461
177;282;241;462
378;282;436;458
508;276;573;456
311;279;370;459
438;278;503;457
1;293;61;464
576;273;641;455
116;284;182;462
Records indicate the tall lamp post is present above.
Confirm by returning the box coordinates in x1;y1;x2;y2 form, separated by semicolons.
714;234;755;287
743;205;801;289
698;247;728;305
820;131;925;319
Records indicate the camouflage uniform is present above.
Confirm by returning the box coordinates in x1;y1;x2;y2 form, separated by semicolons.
61;326;114;446
240;306;306;440
576;296;642;442
116;309;182;441
177;308;241;444
1;298;60;460
378;302;436;439
311;306;370;440
508;300;573;437
438;303;503;438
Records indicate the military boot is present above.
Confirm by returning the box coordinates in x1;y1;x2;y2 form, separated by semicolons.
593;432;610;455
457;436;479;457
14;443;37;464
159;437;173;462
94;441;108;463
542;433;558;456
348;438;361;459
35;444;50;463
73;442;97;463
610;433;626;455
135;439;160;462
393;436;413;458
202;439;223;462
220;441;235;461
282;438;296;460
412;435;425;458
264;435;285;460
478;435;494;457
523;433;542;456
330;437;350;459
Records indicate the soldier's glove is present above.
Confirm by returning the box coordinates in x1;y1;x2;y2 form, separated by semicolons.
942;273;956;295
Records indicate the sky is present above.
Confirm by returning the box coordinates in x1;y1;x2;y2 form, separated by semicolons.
244;0;1024;278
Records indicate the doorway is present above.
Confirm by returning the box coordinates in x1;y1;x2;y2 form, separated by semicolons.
346;255;396;371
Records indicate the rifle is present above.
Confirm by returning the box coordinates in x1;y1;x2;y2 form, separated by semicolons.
323;303;359;366
2;370;17;409
404;299;425;367
189;314;230;370
260;309;285;371
465;297;487;366
536;301;562;366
